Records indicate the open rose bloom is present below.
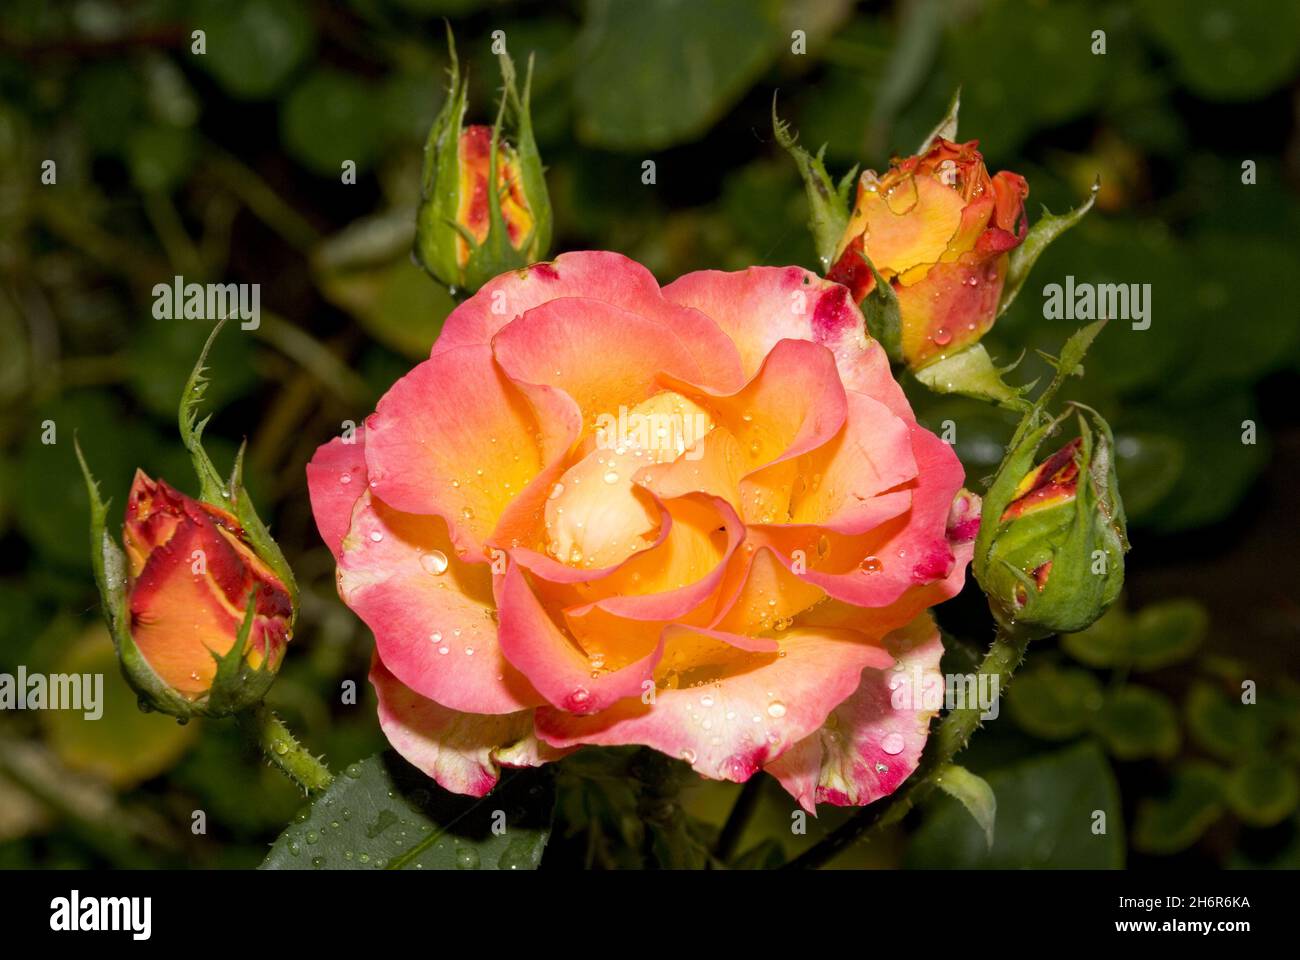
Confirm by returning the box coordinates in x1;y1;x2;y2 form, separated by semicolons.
308;251;979;810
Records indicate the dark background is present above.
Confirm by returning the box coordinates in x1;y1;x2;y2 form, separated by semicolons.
0;0;1297;868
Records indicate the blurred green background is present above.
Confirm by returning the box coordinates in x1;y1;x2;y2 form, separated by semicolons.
1;0;1298;869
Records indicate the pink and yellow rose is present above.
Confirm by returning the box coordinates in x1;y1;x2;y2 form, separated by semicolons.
308;251;978;810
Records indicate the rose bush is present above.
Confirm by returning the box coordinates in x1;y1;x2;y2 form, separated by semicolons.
308;251;979;810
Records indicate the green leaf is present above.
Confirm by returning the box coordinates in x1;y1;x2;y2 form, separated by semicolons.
907;742;1123;868
197;0;316;101
574;0;784;150
999;180;1099;319
1138;0;1300;101
282;69;381;176
1134;763;1225;855
1225;761;1299;828
1186;681;1275;761
934;763;996;850
125;125;197;193
1112;430;1185;521
261;753;555;870
1007;664;1103;740
1064;599;1207;671
1093;686;1181;761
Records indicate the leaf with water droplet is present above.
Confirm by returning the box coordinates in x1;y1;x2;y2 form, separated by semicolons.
261;752;554;870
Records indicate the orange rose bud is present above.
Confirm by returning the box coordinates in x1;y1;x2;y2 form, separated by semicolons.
122;471;291;709
828;138;1028;370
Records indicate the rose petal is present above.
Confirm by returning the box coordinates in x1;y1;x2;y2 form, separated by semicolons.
437;251;744;390
765;613;943;811
306;427;368;561
339;492;543;714
363;344;573;559
495;560;665;715
662;266;908;413
535;624;894;783
371;655;552;798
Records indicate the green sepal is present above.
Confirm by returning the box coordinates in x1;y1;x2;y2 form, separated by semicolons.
773;95;856;274
75;437;197;720
415;25;471;291
205;587;279;716
180;319;298;621
998;177;1100;319
916;86;961;154
913;342;1033;411
856;254;902;363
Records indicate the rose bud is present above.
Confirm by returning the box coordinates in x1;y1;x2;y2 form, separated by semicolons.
827;137;1028;372
415;39;551;294
104;470;292;718
974;408;1128;638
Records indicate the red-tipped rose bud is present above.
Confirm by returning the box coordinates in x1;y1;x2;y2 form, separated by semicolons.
415;33;551;293
975;410;1128;638
121;471;291;707
827;137;1028;371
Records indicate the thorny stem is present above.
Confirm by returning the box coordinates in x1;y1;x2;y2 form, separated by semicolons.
784;622;1035;869
236;704;334;795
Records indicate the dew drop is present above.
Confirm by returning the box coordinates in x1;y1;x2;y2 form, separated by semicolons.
419;550;449;576
881;732;905;756
456;847;481;870
767;701;787;719
369;530;383;543
860;556;882;574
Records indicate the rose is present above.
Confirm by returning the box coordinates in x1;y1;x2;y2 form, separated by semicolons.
974;407;1127;638
308;251;977;810
827;137;1029;371
119;470;292;713
414;48;550;293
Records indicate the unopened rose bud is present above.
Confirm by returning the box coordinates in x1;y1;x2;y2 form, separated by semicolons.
415;37;550;293
827;138;1028;372
80;462;294;720
974;408;1128;638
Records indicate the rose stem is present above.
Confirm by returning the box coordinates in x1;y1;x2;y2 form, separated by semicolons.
784;622;1034;869
236;704;335;795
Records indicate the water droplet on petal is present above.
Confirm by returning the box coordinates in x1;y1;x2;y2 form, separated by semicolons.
767;701;787;719
881;732;905;755
419;550;449;576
